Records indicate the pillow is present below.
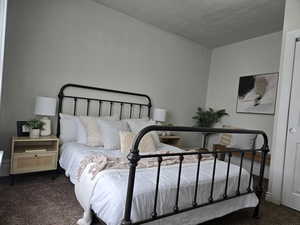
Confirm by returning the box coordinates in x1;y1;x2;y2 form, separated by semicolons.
79;115;118;147
126;120;161;147
59;113;78;144
220;125;257;149
228;133;257;149
97;120;130;149
120;131;156;154
219;133;232;146
76;118;88;145
59;113;87;144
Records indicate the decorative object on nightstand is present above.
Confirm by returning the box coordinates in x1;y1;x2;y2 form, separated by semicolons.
25;119;45;138
192;107;228;148
16;121;30;137
34;96;57;136
10;136;59;185
165;123;174;136
159;135;182;148
153;108;167;135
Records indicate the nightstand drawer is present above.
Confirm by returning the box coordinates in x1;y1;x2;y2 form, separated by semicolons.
11;152;57;174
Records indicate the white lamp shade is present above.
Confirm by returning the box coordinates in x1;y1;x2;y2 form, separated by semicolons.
153;108;167;122
34;96;57;116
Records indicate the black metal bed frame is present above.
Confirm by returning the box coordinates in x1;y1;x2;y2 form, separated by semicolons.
57;83;152;137
57;84;269;225
122;126;269;225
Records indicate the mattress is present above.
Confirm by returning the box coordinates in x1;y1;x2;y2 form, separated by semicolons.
59;142;258;225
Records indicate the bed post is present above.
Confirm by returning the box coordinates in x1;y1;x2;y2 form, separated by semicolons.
253;134;269;218
121;149;141;225
57;86;65;137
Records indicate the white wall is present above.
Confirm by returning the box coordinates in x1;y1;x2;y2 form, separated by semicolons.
0;0;211;164
206;32;282;149
269;0;300;204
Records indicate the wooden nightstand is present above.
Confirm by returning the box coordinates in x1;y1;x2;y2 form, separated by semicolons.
10;136;59;184
213;144;271;164
159;135;182;147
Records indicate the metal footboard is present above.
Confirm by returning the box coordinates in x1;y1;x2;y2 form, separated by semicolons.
121;126;269;225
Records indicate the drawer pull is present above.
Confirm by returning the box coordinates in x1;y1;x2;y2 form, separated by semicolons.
35;155;38;157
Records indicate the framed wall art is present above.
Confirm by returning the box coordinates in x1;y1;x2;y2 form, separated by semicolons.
16;121;30;137
236;72;279;115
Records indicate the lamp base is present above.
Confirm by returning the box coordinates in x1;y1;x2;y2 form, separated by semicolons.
40;117;51;136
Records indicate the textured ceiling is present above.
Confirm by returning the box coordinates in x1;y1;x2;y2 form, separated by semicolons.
94;0;285;48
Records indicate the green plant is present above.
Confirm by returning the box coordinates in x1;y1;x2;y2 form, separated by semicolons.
25;119;45;130
192;108;228;128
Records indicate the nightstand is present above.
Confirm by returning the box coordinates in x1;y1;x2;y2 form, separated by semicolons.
159;135;182;147
10;136;59;184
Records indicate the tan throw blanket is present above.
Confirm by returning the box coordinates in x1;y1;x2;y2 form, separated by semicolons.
77;150;213;182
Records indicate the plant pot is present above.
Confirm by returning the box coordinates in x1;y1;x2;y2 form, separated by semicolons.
29;129;40;138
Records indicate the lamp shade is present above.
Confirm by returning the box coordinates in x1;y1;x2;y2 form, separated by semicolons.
34;96;57;116
153;108;167;122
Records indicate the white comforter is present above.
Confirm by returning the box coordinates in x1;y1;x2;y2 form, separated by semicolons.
60;142;258;225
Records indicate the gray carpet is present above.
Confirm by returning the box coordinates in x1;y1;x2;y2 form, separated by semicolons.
0;173;299;225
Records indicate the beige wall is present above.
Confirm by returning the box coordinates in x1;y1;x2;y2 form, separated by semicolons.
206;32;282;148
0;0;211;161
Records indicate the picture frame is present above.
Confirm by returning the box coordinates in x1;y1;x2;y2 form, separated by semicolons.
16;121;30;137
236;72;279;115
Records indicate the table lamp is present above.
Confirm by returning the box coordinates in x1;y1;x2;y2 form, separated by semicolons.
153;108;167;136
153;108;167;124
34;96;57;136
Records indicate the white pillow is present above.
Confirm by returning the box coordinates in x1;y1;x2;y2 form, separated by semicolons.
59;113;78;144
59;113;87;144
228;133;257;149
127;120;161;146
120;131;156;154
79;115;118;147
97;120;129;149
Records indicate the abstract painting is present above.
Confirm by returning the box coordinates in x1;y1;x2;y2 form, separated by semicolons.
236;73;279;114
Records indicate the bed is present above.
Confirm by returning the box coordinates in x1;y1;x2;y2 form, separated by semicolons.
57;84;269;225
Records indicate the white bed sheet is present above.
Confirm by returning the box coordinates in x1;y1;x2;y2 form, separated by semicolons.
59;142;258;225
59;142;181;184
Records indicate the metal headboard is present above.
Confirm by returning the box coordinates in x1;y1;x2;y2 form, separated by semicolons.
57;83;152;137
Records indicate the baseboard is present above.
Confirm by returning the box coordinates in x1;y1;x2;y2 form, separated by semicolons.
0;159;9;176
265;191;281;205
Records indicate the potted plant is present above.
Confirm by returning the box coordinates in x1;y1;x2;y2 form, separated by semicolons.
25;119;45;138
192;107;228;148
192;108;228;128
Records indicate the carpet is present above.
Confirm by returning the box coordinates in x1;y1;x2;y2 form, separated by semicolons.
0;173;299;225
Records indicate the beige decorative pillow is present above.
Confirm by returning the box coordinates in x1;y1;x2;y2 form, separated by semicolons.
219;125;235;146
120;131;156;154
219;133;232;146
79;115;118;147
